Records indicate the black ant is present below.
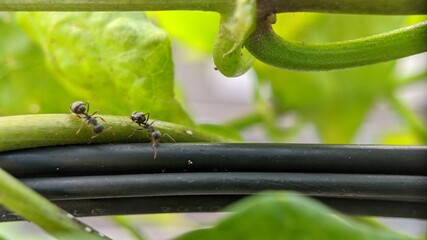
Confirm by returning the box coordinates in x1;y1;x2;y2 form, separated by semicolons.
70;101;105;138
130;111;174;159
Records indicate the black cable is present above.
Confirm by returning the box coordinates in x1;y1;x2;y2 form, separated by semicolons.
1;143;426;222
1;196;426;222
21;172;427;202
1;143;426;177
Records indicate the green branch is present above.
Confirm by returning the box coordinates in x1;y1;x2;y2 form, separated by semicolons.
258;0;427;15
0;0;234;12
0;114;232;152
0;168;106;239
395;71;427;87
387;94;427;143
213;0;256;77
2;0;426;15
245;19;427;71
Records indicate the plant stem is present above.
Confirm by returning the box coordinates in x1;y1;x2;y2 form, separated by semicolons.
213;0;256;77
387;94;427;143
245;20;427;71
258;0;427;15
0;0;234;12
395;71;427;87
227;113;263;130
2;0;427;15
0;167;106;239
0;114;233;152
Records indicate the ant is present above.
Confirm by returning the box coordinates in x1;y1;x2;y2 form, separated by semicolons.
70;101;105;138
130;111;150;127
130;111;174;159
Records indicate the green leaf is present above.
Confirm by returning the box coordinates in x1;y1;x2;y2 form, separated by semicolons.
112;216;147;240
17;12;193;126
175;192;413;240
0;168;105;240
149;11;219;53
0;13;74;115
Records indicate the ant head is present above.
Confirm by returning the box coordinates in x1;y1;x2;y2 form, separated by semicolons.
70;101;87;114
93;124;104;134
130;111;147;124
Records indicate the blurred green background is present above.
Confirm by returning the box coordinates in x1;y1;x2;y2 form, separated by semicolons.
1;12;425;144
1;11;426;240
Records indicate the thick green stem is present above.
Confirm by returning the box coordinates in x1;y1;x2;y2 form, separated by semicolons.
258;0;427;15
0;114;232;152
213;0;256;77
245;20;427;71
0;0;234;12
0;167;106;239
1;0;426;15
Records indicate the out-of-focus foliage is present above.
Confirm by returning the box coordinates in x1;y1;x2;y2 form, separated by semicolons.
15;12;192;126
0;12;73;115
149;11;219;53
258;14;406;143
154;12;426;143
1;9;426;240
176;192;413;240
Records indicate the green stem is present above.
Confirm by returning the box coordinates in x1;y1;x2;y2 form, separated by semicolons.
0;0;234;12
213;0;256;77
0;168;106;239
227;112;263;130
245;20;427;71
1;0;426;15
258;0;427;15
395;71;427;87
0;114;232;152
387;94;427;143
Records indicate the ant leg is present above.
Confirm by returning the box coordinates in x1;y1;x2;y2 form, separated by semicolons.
84;101;90;114
75;119;86;134
98;116;106;123
145;112;150;123
162;133;176;143
88;133;99;143
128;128;144;138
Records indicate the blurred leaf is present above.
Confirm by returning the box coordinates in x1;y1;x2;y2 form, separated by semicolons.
254;15;407;143
112;216;146;240
382;130;423;145
150;11;219;54
199;124;242;141
17;12;193;126
0;13;73;115
176;192;413;240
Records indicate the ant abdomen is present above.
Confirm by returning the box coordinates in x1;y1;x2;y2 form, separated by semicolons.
93;124;104;134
